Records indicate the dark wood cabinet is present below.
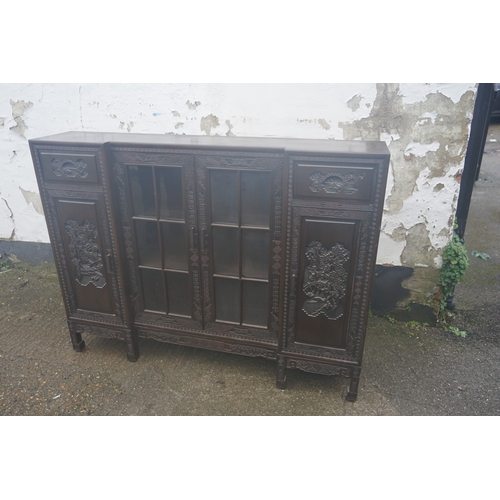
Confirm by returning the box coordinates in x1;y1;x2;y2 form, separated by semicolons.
30;132;389;401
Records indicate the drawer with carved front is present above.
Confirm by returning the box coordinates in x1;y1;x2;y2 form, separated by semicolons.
39;151;100;184
293;162;377;204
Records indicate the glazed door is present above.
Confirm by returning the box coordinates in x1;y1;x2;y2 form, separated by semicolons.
195;154;284;346
111;150;203;330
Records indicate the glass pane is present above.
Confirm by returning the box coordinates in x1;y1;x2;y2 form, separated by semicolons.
166;271;191;317
128;166;156;217
213;226;239;276
162;222;188;271
157;167;184;220
135;220;161;268
141;268;166;312
214;278;240;324
242;281;268;327
210;169;238;224
241;171;271;227
241;229;269;279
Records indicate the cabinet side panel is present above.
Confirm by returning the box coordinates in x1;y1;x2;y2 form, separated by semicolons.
295;218;359;349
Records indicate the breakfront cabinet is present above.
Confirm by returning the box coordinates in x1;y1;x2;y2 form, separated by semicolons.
30;132;389;401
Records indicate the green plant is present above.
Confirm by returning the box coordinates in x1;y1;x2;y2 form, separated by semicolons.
437;226;470;323
407;321;429;330
386;315;395;324
448;326;467;338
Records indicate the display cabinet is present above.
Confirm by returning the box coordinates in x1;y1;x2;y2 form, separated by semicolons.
30;132;389;401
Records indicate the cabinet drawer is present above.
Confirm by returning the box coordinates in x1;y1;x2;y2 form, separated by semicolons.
39;151;100;184
293;162;377;204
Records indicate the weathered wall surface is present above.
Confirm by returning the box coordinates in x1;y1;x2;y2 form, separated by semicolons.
0;83;477;308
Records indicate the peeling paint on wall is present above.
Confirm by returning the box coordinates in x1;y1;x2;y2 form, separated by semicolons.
338;83;477;310
19;188;43;215
119;121;134;132
347;94;362;112
186;100;201;110
339;83;475;266
200;114;220;135
1;197;15;240
317;119;331;130
297;118;333;131
9;99;33;137
226;119;235;137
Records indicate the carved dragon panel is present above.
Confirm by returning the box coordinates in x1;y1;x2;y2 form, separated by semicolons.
302;241;350;320
64;219;106;288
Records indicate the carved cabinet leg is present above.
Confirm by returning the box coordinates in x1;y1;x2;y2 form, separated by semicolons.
68;321;86;352
276;355;288;389
346;367;361;402
125;330;139;362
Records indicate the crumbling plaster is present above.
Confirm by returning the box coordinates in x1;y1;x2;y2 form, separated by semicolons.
339;83;476;270
0;84;477;296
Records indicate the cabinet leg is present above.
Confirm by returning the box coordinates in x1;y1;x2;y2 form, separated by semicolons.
276;355;287;389
346;367;361;402
125;329;139;362
68;322;85;352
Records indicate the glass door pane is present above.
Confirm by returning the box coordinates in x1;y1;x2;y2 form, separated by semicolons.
127;159;199;324
208;168;272;328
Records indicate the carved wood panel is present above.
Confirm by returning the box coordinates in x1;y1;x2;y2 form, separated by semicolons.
292;160;378;204
282;152;389;364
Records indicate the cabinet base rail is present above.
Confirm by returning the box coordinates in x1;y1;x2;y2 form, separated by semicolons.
68;321;360;401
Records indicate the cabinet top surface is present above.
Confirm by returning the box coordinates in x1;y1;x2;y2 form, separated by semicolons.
30;131;390;157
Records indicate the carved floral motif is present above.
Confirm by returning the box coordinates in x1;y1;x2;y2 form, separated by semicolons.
309;171;364;195
65;219;106;288
52;158;88;178
302;241;349;320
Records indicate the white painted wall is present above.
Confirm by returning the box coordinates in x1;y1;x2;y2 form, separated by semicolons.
0;83;477;269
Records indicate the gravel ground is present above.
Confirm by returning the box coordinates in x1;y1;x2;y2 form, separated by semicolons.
1;259;499;416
